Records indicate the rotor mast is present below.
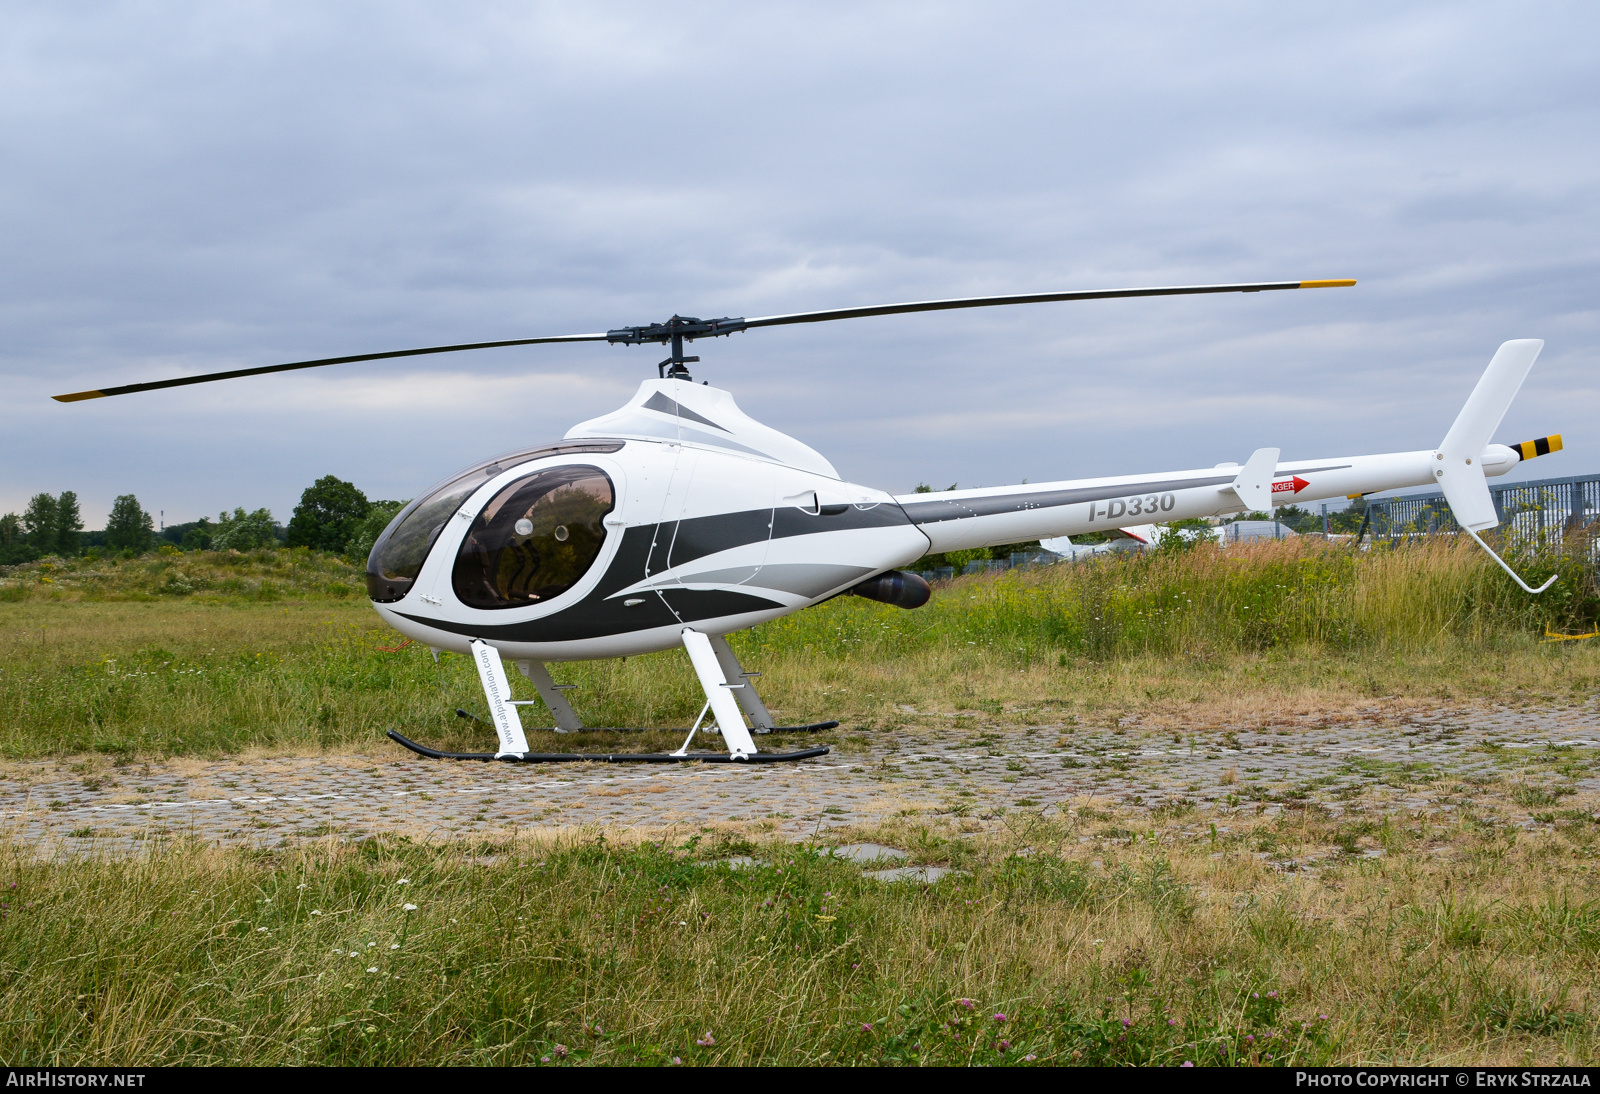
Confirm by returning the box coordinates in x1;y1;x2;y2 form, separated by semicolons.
605;315;748;380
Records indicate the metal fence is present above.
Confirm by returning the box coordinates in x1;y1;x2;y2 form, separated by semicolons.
1364;472;1600;560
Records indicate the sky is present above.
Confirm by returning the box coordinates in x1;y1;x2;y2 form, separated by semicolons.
3;2;1597;528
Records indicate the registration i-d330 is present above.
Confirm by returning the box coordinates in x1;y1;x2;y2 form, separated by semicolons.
53;279;1565;763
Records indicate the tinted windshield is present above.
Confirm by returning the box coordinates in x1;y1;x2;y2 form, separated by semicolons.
366;441;622;603
452;465;615;610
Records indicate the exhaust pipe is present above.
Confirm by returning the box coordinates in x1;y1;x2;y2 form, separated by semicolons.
849;570;931;609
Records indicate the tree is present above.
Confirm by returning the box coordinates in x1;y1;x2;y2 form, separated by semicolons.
0;512;33;565
105;495;155;553
179;518;214;551
20;494;59;554
212;508;279;551
286;475;370;553
344;499;408;561
54;491;83;556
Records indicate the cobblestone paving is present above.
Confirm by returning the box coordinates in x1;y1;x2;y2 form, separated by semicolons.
3;703;1597;855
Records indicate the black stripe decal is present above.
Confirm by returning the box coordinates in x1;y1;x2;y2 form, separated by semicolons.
396;504;911;642
900;475;1237;524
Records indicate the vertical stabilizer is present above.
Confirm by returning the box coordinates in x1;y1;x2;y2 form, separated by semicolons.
1435;340;1542;531
1433;340;1556;593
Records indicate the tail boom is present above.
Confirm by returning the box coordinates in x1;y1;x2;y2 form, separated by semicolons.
897;449;1443;554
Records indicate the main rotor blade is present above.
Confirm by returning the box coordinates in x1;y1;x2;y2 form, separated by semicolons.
51;331;608;402
740;279;1355;330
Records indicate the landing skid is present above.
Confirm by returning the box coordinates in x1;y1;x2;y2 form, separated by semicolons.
454;710;838;734
435;630;829;764
387;729;830;765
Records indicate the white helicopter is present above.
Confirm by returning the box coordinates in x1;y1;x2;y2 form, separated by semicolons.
55;279;1563;765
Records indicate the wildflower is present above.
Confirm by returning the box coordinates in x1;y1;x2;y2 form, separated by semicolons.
696;1032;716;1046
349;951;360;957
310;910;322;916
1168;1018;1177;1026
997;1040;1010;1051
671;1058;682;1066
993;1013;1007;1023
1245;1034;1255;1042
403;903;417;911
957;999;975;1009
257;927;269;933
1182;1061;1194;1067
852;963;859;969
1122;1018;1130;1028
1024;1054;1037;1062
540;1056;550;1063
860;1023;872;1033
1319;1014;1329;1021
397;879;411;885
1252;992;1259;999
367;941;376;947
1267;991;1278;998
296;883;307;890
390;943;400;950
366;967;378;973
553;1044;568;1059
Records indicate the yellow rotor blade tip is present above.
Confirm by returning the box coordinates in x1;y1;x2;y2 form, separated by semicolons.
1299;279;1357;289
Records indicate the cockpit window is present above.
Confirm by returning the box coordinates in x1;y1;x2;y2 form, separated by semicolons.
452;465;615;610
366;441;622;603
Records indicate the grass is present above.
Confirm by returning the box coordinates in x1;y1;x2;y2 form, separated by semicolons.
2;809;1597;1066
0;536;1597;760
3;539;1598;1066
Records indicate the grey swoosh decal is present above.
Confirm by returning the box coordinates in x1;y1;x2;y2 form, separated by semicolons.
676;562;874;598
900;475;1238;524
642;391;728;432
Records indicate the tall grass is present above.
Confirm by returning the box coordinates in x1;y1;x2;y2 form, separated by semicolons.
747;536;1595;664
0;538;1594;759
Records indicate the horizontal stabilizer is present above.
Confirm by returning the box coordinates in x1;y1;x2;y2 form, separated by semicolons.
1228;447;1281;512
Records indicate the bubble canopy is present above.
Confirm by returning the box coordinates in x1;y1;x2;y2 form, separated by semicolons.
452;466;615;610
365;441;622;603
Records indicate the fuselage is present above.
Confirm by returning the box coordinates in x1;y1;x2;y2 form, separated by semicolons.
367;377;1524;661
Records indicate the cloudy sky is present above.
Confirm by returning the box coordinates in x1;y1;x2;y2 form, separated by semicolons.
3;2;1596;527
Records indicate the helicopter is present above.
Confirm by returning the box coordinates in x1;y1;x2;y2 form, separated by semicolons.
54;279;1563;765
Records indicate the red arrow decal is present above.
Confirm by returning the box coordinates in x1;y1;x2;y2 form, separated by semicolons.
1271;475;1311;495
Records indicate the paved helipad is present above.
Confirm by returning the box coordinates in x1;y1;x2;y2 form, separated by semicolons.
3;703;1596;855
